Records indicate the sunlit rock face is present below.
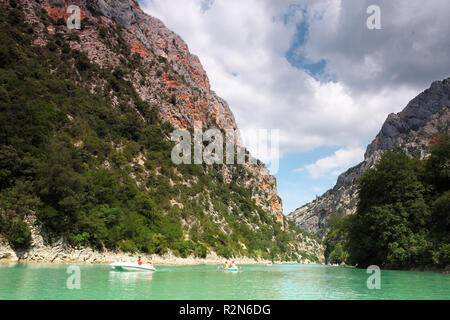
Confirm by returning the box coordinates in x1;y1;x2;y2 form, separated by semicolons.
19;0;283;224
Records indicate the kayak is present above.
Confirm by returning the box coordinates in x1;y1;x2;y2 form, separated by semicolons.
218;266;241;271
109;261;156;272
223;267;240;272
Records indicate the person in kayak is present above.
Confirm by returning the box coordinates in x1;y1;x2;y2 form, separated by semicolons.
137;256;142;265
230;260;237;268
146;256;153;265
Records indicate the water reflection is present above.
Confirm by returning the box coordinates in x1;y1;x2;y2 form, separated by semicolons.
1;263;448;299
108;270;153;282
220;270;239;274
106;270;155;299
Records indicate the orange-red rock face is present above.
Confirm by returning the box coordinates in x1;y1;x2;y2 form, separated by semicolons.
158;73;182;89
271;195;284;224
23;0;283;224
130;39;151;58
245;164;284;224
45;1;86;22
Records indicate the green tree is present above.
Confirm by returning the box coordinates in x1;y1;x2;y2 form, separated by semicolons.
344;140;449;269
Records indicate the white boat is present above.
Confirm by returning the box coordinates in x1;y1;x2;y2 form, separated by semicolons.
109;261;156;272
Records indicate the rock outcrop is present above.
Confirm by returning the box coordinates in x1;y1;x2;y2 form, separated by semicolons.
287;78;450;237
0;237;18;262
0;214;321;264
16;0;283;224
1;0;312;264
38;0;233;130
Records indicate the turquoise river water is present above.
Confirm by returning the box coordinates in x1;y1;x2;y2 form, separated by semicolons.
0;263;448;300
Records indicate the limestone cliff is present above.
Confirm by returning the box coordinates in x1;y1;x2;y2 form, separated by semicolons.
19;0;283;223
1;0;309;262
287;78;450;238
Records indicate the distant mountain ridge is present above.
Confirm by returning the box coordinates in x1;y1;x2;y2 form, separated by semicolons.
287;78;450;238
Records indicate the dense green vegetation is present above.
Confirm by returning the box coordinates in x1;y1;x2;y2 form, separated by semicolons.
325;137;450;269
0;4;320;262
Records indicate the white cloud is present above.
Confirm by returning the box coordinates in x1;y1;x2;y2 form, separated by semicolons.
303;0;450;92
140;1;437;155
303;147;365;179
140;0;449;178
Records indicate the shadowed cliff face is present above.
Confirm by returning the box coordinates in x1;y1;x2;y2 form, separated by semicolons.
17;0;284;224
287;78;450;238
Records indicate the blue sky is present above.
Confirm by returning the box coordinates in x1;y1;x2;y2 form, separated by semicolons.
283;8;329;82
274;147;344;212
138;0;450;214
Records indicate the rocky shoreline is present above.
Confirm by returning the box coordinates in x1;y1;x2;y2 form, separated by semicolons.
0;240;313;266
0;224;315;266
